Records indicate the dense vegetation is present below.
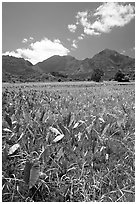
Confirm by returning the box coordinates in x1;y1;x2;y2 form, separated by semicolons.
2;82;135;202
114;69;130;82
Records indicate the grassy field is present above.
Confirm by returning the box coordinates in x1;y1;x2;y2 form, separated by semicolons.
2;81;135;202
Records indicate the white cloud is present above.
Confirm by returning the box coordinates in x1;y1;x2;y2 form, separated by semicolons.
76;11;88;21
71;40;78;49
73;3;135;36
78;36;83;40
3;37;70;65
76;11;90;28
22;37;34;43
78;33;85;40
22;38;28;43
92;2;135;33
29;37;34;41
3;51;21;58
54;39;61;43
84;27;100;36
68;24;77;32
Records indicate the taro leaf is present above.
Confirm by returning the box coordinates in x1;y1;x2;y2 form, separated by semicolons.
39;146;49;163
29;160;40;189
68;113;75;128
49;126;62;136
23;160;33;184
8;143;20;155
53;134;64;143
13;123;21;133
2;145;8;162
39;110;45;122
63;112;71;127
5;114;12;129
58;123;70;138
101;124;110;137
73;120;85;129
66;112;72;127
86;123;94;134
16;132;25;142
73;122;79;129
3;128;12;133
56;147;64;161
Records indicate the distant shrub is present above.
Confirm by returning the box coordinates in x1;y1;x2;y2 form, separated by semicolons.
58;78;61;82
91;68;104;82
122;75;130;82
114;70;130;82
114;69;125;82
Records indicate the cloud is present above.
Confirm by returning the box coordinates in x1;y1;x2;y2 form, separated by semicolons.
71;40;78;49
76;11;89;27
92;2;135;33
54;39;61;43
68;24;77;32
73;3;135;36
29;37;34;41
22;38;28;43
3;51;21;58
84;27;100;36
78;36;83;40
22;37;34;44
78;33;85;40
3;38;70;65
76;10;100;36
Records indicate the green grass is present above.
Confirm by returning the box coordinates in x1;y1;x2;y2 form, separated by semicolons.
2;82;135;202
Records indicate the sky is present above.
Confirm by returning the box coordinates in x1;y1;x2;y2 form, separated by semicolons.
2;1;135;65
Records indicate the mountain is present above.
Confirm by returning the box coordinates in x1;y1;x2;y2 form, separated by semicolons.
36;55;81;75
89;49;135;80
2;55;55;82
2;49;135;82
34;49;135;80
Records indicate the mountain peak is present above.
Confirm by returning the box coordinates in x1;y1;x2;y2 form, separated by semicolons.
98;48;118;55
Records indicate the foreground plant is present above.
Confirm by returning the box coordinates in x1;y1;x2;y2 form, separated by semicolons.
2;84;135;201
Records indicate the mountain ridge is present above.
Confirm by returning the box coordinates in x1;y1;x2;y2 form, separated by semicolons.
2;48;135;82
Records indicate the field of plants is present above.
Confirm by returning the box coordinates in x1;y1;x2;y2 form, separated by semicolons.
2;82;135;202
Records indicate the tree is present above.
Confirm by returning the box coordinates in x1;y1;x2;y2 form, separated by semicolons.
58;78;61;82
114;69;125;82
91;69;104;82
123;75;130;82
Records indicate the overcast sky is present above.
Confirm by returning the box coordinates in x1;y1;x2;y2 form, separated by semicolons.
2;2;135;65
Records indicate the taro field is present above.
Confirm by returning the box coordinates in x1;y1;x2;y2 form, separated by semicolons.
2;81;135;202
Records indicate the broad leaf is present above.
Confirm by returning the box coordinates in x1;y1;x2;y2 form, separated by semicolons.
16;132;25;142
5;114;12;129
8;143;20;155
2;145;8;162
58;123;70;137
73;120;85;129
3;128;12;133
39;146;49;163
23;161;33;185
56;147;64;161
49;126;61;135
39;110;45;122
66;112;72;127
101;124;110;137
53;134;64;143
29;160;40;189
